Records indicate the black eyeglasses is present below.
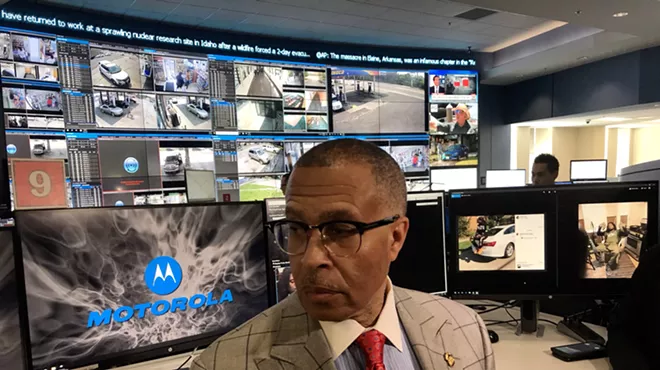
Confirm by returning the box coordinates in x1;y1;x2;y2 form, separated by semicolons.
266;215;400;257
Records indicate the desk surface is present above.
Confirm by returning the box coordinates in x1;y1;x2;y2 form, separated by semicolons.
480;305;611;370
114;303;612;370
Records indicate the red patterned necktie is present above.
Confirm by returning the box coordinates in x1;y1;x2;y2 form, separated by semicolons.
356;329;387;370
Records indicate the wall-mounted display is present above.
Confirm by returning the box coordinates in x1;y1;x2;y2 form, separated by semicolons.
0;21;475;210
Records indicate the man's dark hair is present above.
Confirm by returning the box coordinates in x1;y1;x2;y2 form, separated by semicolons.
534;154;559;173
433;75;440;81
293;139;407;215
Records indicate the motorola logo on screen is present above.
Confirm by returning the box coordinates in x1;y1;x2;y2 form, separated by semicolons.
123;157;139;174
87;256;234;328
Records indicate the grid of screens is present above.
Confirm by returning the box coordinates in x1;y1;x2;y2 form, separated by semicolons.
16;203;269;370
428;70;478;169
1;26;478;209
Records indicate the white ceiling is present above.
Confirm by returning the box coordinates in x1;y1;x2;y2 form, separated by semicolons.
513;103;660;128
29;0;660;85
36;0;551;50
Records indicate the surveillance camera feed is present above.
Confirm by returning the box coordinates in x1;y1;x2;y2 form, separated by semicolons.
0;231;25;370
331;68;425;133
457;214;545;271
17;204;269;370
578;202;648;279
90;47;153;90
239;176;283;201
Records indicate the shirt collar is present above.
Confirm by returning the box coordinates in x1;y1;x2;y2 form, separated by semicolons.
318;277;403;360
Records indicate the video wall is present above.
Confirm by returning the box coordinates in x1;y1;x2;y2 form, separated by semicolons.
0;26;478;210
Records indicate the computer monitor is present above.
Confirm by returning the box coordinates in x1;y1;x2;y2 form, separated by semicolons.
15;203;271;370
430;167;477;191
390;192;447;294
556;181;658;297
0;229;26;370
570;160;607;182
446;187;558;298
264;198;293;303
185;169;216;202
486;169;526;188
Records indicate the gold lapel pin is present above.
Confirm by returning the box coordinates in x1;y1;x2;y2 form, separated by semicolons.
444;352;455;367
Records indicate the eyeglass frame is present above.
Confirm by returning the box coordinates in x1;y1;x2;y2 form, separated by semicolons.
265;215;401;257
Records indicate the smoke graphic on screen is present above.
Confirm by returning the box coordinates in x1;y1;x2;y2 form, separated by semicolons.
0;231;24;370
18;204;268;368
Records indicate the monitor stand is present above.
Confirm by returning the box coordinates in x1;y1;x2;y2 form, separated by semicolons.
557;316;606;345
516;300;545;337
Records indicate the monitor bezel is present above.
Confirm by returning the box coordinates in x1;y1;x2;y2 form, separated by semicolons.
13;201;274;370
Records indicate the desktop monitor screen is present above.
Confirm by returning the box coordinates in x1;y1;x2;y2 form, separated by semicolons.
430;167;477;191
447;187;558;298
486;170;526;188
0;229;25;370
16;203;270;370
264;198;293;303
570;160;607;181
390;192;447;294
556;182;658;297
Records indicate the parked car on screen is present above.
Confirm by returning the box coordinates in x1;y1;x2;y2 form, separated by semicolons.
441;144;469;161
163;154;183;175
99;104;124;117
99;60;131;87
331;94;343;112
473;224;515;258
32;143;46;156
186;104;209;119
248;147;270;164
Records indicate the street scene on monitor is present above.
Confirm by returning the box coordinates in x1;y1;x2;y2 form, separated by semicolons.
388;145;429;173
331;68;425;133
155;95;211;130
159;147;215;183
29;138;67;159
579;202;648;279
90;47;153;90
237;141;286;174
94;91;159;130
458;214;545;271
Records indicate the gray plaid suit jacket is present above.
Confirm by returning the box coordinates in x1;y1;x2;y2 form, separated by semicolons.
191;286;495;370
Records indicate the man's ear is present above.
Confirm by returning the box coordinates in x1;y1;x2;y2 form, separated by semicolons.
389;216;410;262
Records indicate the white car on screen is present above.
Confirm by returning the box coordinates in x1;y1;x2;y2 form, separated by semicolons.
331;94;343;111
186;104;209;119
248;147;270;164
99;104;124;117
99;60;131;87
473;224;515;258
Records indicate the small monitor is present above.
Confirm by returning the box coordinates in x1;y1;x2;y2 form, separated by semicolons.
390;192;447;294
556;181;658;297
447;187;558;298
430;167;477;191
185;169;216;202
486;169;526;188
16;203;270;370
570;160;607;182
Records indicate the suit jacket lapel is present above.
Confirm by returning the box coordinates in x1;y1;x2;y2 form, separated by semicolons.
266;294;336;370
394;287;461;370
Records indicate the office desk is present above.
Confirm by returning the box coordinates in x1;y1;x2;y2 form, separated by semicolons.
114;306;612;370
479;305;611;370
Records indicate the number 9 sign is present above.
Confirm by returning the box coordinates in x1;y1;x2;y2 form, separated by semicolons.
11;159;67;209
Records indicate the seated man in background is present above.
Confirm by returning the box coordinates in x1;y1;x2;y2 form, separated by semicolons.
531;154;559;186
192;139;494;370
608;242;660;370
